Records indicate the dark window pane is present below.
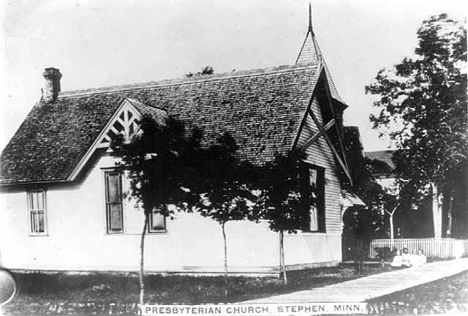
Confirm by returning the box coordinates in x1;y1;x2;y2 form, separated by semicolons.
310;169;318;188
106;173;122;203
310;206;318;231
150;211;166;231
306;165;326;233
30;211;45;234
29;192;36;210
37;212;45;233
109;204;123;232
105;171;124;233
30;211;37;233
37;192;44;210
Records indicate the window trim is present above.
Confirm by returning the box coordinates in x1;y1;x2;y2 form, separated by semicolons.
27;189;48;236
104;170;124;234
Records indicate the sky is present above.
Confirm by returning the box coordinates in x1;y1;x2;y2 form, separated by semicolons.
0;0;466;152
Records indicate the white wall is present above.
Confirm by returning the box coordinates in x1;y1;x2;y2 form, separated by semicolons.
0;149;343;275
0;151;281;274
284;233;341;268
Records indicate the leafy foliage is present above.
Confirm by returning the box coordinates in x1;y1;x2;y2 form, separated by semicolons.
256;149;309;234
188;132;259;296
111;115;204;304
342;128;388;241
193;132;256;226
114;115;202;217
186;66;215;78
365;14;467;234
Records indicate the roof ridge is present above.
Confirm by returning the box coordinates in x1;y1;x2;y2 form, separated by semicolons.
60;63;318;98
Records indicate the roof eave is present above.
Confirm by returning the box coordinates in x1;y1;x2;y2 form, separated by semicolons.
291;64;325;151
0;179;69;188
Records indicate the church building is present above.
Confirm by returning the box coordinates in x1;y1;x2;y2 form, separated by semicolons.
0;7;362;275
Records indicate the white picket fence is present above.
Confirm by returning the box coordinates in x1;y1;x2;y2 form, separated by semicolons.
369;238;468;259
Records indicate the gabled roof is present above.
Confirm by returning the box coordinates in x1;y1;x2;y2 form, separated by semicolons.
0;96;165;185
126;98;168;126
296;7;346;106
0;64;322;185
66;98;169;181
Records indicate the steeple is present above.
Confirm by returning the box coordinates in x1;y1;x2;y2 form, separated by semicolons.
296;3;345;105
308;2;313;34
296;3;321;65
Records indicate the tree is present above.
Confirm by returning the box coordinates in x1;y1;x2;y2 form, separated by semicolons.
256;150;309;284
342;128;387;240
113;115;201;305
341;127;388;269
366;14;467;238
186;66;214;78
193;132;255;298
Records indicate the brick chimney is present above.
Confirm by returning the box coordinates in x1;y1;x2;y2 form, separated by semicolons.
42;67;62;102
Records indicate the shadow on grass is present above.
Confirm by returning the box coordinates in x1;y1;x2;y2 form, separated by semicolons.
2;265;391;315
366;270;468;315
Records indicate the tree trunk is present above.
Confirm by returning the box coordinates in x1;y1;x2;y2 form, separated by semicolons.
221;222;228;300
354;239;363;275
389;213;394;247
139;213;149;306
279;231;287;284
432;183;442;238
385;205;397;247
446;191;454;238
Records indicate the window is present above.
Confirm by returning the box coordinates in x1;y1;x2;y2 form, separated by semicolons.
307;165;326;232
104;170;124;233
149;208;166;233
28;190;47;235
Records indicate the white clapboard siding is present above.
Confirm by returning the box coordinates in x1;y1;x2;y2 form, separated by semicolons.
297;96;343;234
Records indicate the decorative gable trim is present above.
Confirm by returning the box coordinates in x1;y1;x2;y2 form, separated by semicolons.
320;66;352;185
306;106;352;185
293;65;353;185
68;98;143;181
97;101;142;149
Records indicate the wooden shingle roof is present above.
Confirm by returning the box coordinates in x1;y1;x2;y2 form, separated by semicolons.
0;64;321;185
296;25;346;106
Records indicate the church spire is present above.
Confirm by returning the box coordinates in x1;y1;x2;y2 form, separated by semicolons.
296;2;346;105
308;2;313;34
296;2;320;65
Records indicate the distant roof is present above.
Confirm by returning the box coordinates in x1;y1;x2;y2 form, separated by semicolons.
0;63;322;185
341;189;366;208
366;150;396;177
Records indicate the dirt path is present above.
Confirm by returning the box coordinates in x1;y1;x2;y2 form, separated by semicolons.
241;258;468;303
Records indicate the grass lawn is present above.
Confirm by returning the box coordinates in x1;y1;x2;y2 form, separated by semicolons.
2;265;389;315
367;270;468;315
